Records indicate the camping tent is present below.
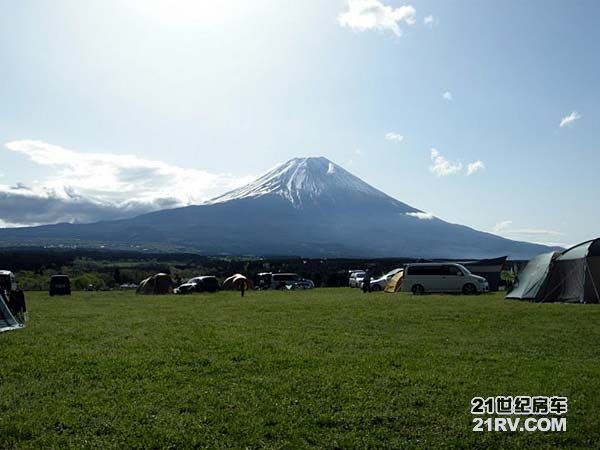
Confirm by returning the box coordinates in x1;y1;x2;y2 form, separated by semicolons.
136;273;174;295
541;239;600;303
507;239;600;303
384;270;404;293
0;291;23;333
222;274;252;290
505;252;559;301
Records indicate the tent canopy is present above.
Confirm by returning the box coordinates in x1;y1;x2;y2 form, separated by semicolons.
384;270;404;293
507;239;600;303
505;252;558;300
222;274;252;290
136;273;174;295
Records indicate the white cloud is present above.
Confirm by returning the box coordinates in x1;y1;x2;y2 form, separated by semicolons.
1;140;253;226
338;0;416;37
493;220;513;233
406;211;434;220
429;149;485;177
429;148;462;176
442;91;453;101
467;160;485;175
423;15;437;27
385;132;404;143
492;220;565;247
559;111;581;128
504;229;563;237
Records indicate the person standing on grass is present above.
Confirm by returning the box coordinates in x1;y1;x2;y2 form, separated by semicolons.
362;271;372;294
239;279;245;297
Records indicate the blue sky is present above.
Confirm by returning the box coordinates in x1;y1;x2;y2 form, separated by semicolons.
0;0;598;247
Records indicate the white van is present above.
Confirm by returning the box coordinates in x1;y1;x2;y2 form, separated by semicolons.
401;263;489;295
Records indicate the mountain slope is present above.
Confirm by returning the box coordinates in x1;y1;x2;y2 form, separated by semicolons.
0;157;554;258
209;157;404;209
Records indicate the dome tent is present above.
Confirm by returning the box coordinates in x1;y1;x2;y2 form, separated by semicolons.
136;273;174;295
222;274;252;291
507;239;600;303
0;290;23;333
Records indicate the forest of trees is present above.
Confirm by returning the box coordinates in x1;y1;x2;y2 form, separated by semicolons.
0;247;425;290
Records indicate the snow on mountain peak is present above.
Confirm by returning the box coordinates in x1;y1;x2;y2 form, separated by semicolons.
208;156;394;206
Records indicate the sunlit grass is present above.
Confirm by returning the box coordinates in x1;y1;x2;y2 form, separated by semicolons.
1;289;599;448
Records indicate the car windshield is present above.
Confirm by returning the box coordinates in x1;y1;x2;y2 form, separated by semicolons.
454;264;471;275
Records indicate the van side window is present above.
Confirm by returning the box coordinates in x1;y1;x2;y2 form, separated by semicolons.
445;265;462;276
407;266;443;276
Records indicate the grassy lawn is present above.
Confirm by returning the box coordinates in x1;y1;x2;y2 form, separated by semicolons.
1;289;600;449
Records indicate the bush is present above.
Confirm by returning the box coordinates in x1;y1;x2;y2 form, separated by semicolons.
72;273;106;291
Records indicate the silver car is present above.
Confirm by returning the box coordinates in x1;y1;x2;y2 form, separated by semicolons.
349;270;366;288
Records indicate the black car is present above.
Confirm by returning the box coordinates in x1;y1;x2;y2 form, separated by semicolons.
49;275;71;296
175;276;219;294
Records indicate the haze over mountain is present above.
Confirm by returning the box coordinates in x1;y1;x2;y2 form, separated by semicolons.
0;157;554;259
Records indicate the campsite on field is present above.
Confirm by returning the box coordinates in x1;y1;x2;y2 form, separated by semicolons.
2;289;600;449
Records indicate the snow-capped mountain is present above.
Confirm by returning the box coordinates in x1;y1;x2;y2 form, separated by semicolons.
209;157;397;207
0;157;554;258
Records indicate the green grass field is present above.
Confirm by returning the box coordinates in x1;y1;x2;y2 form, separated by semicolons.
1;289;599;449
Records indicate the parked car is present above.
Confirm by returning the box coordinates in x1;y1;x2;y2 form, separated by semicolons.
49;275;71;296
254;272;272;289
401;263;489;295
369;268;403;291
271;273;315;290
349;270;366;288
174;276;219;294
